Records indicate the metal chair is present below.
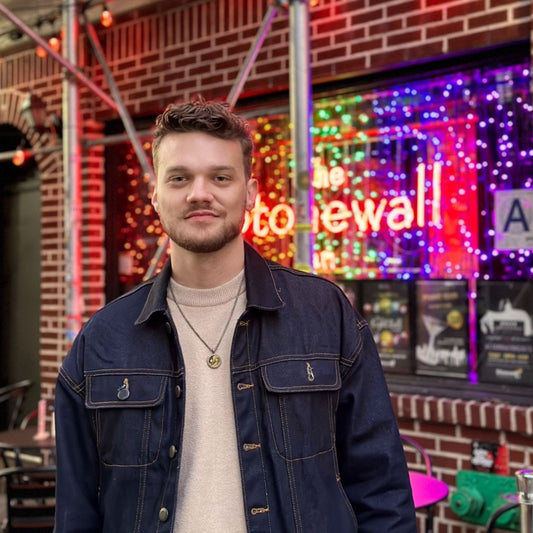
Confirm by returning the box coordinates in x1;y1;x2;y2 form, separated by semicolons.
401;434;449;533
0;381;33;431
1;409;43;468
0;465;55;533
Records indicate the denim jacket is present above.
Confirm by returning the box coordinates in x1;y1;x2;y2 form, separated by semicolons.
55;243;416;533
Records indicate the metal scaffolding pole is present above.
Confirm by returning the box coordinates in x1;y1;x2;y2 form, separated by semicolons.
289;0;313;272
227;4;278;110
82;14;156;185
63;0;83;341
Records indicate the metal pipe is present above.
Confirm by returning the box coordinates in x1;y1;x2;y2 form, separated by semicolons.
289;0;313;272
82;129;154;147
0;130;155;162
62;0;83;341
0;3;118;112
227;5;278;110
516;469;533;533
0;145;61;162
82;15;156;185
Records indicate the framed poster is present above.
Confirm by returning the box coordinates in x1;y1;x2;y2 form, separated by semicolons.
477;280;533;386
360;280;413;374
415;280;469;378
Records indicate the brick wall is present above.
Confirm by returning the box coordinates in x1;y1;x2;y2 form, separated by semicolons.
0;2;531;530
393;394;533;532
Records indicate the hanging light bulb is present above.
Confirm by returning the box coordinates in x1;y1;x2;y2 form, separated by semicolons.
12;148;27;166
35;45;47;58
101;5;113;28
48;36;61;53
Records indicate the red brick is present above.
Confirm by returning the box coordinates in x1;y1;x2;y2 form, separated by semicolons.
387;29;422;47
369;18;403;37
448;0;485;19
189;64;211;76
387;1;418;17
350;38;383;55
311;6;332;22
369;48;407;69
317;46;349;63
468;10;508;30
316;17;348;34
427;20;464;39
440;438;470;456
513;5;530;19
350;8;384;25
334;28;365;45
406;10;444;27
461;425;500;443
333;0;365;16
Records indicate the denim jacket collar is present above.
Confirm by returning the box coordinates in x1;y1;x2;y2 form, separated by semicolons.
135;242;284;325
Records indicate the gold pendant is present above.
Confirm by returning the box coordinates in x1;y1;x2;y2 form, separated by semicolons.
207;354;222;369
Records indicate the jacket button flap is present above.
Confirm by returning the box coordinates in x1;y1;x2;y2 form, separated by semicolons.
85;372;168;409
261;358;340;393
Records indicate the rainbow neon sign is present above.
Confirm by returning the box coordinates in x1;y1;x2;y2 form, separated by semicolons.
244;160;443;237
111;59;532;290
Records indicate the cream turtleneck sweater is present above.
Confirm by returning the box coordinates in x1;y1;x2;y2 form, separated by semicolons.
167;271;247;533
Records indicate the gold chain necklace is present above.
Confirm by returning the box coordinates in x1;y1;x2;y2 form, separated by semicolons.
169;275;245;369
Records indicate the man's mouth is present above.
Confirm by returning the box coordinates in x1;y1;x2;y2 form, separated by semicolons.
185;210;218;220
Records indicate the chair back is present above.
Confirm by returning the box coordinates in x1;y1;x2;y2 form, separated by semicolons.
0;465;56;533
400;433;433;476
0;380;33;430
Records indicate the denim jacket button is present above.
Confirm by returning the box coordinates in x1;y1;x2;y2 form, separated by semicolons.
175;385;182;398
169;445;177;459
159;508;169;522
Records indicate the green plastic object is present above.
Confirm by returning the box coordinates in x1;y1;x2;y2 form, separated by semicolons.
450;470;520;531
450;487;484;517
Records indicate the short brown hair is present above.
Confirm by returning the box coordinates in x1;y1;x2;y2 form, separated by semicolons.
152;97;253;178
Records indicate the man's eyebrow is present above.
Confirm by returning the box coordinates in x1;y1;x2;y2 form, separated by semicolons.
207;165;238;172
164;165;237;173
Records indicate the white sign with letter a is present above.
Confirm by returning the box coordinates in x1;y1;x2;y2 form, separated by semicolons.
494;188;533;250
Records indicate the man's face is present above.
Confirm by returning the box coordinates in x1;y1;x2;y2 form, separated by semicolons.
152;131;257;254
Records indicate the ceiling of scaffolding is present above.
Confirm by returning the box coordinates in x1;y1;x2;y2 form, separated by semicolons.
0;0;150;54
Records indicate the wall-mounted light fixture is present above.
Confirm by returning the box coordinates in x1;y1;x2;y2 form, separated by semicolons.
20;92;47;133
11;145;29;166
19;91;62;142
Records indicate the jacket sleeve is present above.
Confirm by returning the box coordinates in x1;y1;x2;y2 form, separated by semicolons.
336;318;417;533
54;333;103;532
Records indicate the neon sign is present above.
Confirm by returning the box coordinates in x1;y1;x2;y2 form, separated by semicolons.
243;161;443;237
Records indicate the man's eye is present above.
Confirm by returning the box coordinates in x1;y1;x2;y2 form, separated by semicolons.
170;176;185;182
215;175;229;182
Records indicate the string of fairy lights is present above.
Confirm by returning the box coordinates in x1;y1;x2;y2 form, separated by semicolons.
113;59;532;290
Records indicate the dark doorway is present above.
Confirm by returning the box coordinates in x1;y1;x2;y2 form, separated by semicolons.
0;124;41;422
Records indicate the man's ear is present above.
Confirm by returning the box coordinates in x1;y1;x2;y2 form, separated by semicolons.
152;186;159;213
246;178;258;210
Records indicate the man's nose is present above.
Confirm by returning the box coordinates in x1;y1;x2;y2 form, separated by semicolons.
186;177;213;203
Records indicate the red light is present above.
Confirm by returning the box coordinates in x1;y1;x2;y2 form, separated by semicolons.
48;36;61;53
101;7;113;28
12;149;27;166
36;45;47;58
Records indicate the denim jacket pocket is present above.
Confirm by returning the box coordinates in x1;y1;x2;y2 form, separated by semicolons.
85;370;167;467
260;356;341;461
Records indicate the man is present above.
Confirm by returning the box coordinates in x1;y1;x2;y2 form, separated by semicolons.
55;98;416;532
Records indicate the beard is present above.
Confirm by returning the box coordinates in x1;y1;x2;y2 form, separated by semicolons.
161;210;245;254
172;220;242;253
